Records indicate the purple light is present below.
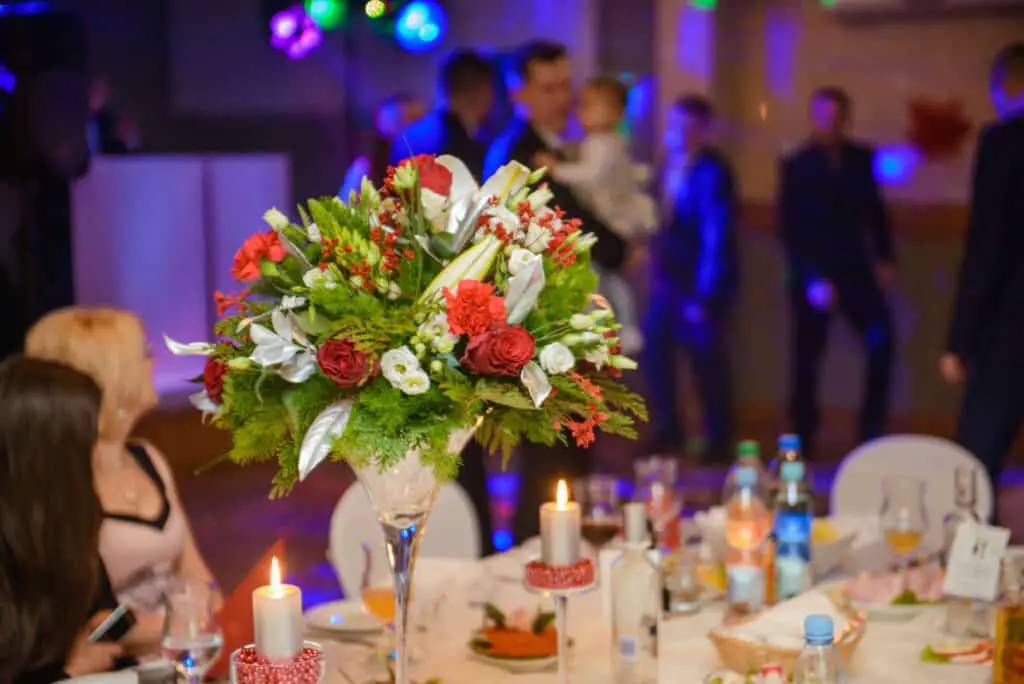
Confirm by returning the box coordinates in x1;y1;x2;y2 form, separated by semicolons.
269;4;323;60
270;7;302;39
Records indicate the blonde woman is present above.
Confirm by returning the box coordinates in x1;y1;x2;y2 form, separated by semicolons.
25;307;218;651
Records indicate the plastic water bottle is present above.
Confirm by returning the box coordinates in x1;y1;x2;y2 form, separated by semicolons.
724;465;769;619
793;615;846;684
723;440;770;504
768;433;805;500
773;460;813;600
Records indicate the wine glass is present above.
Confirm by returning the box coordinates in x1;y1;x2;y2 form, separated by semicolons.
575;475;622;554
361;543;398;665
634;456;682;549
161;580;223;684
880;477;928;581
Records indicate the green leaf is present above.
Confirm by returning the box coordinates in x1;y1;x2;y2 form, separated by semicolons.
531;611;555;634
483;602;506;628
475;380;537;410
920;645;948;663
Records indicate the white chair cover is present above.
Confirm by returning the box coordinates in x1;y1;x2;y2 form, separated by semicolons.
830;434;994;551
327;481;481;598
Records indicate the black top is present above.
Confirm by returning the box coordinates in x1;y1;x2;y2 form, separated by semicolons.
13;567;119;684
651;147;738;307
390;109;486;183
777;139;893;284
484;117;627;271
946;114;1024;364
104;443;171;530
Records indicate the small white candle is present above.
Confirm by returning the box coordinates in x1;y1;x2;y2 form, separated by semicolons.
253;557;304;660
540;479;581;566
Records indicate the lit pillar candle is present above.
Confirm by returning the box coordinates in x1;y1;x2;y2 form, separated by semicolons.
253;557;304;660
540;479;581;566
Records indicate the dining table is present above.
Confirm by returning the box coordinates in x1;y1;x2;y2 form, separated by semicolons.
306;544;1006;684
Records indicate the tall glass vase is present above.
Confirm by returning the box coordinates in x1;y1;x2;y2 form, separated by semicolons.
354;429;474;684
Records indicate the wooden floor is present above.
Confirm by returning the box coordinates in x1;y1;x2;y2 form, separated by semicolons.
136;406;1024;607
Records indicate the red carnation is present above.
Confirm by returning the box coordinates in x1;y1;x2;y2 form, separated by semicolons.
317;339;373;388
461;325;536;377
203;358;228;403
231;230;287;282
443;280;507;336
401;154;453;196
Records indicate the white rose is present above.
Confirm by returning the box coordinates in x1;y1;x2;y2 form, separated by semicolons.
507;247;535;276
539;343;575;375
303;267;338;290
397;369;431;395
381;346;421;388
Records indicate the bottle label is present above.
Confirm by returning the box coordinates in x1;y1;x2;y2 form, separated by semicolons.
773;512;812;552
617;635;638;661
727;565;765;610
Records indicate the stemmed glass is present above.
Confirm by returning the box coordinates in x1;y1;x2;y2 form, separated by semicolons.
360;543;398;664
880;477;928;582
575;475;623;554
634;456;682;550
161;580;223;684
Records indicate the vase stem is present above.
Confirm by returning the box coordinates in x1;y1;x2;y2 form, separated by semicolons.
381;516;425;684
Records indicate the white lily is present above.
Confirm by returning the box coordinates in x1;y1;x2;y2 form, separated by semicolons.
189;389;220;414
249;310;318;383
419;234;503;302
520;361;552;408
164;335;214;357
504;252;546;325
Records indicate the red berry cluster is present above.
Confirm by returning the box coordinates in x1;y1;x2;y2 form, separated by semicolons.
369;225;415;274
525;557;595;590
232;645;324;684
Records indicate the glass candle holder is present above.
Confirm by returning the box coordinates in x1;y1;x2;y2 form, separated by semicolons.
230;641;326;684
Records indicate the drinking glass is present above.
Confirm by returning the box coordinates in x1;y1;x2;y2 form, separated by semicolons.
575;475;622;553
161;580;223;684
880;477;928;580
361;543;397;663
634;456;682;549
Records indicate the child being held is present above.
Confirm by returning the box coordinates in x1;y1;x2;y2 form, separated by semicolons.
535;76;655;354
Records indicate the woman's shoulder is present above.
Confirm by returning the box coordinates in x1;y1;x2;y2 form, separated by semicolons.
127;440;176;492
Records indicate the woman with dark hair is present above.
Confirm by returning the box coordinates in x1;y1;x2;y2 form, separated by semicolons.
0;356;123;683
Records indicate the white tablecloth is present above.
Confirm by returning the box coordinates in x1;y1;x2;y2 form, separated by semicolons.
310;555;996;684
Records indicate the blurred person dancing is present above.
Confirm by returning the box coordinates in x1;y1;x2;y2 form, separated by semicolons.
941;43;1024;505
340;93;427;198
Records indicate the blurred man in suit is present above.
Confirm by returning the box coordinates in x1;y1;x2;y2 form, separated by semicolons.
485;40;627;544
644;95;737;462
778;87;895;459
941;43;1024;501
390;49;495;181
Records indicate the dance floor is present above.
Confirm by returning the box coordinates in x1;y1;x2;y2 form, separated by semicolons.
138;406;1024;608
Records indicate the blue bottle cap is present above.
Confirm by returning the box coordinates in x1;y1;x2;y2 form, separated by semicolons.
780;460;805;482
779;434;801;451
804;614;834;643
734;466;757;489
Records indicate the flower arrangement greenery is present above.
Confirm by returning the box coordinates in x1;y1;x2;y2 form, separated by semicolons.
166;155;646;495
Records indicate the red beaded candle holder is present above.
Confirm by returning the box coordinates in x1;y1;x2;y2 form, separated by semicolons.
522;558;597;684
230;642;326;684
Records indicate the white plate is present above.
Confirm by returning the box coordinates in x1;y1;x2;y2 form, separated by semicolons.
304;599;383;634
819;579;938;621
468;648;557;673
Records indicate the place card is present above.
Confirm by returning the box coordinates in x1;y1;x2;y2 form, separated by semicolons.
943;521;1010;601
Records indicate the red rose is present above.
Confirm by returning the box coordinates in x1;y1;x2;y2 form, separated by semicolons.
461;325;536;377
203;358;227;403
231;230;287;282
317;339;372;388
443;280;507;336
401;154;453;196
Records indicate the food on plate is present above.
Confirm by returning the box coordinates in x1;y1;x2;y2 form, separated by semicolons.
920;640;993;664
469;602;559;659
844;567;944;606
705;664;792;684
525;557;595;590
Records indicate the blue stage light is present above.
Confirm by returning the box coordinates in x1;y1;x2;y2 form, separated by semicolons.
394;0;446;53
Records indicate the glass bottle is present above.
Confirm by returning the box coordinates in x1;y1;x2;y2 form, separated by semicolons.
994;556;1024;684
612;503;659;684
943;467;985;637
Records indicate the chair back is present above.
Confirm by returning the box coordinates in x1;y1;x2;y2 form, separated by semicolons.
831;434;994;550
328;481;481;598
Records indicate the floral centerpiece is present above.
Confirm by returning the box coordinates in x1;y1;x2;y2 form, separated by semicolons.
165;154;645;684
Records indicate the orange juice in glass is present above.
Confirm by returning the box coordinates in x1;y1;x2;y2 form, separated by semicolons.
362;586;396;624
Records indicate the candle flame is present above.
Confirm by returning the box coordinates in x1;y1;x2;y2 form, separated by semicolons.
270;556;281;587
556;479;569;509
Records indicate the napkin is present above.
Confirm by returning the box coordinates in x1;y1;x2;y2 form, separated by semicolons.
206;538;286;680
722;590;849;650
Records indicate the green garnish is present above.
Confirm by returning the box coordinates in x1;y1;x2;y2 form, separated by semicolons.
891;588;921;605
920;645;948;663
483;602;506;628
531;610;556;634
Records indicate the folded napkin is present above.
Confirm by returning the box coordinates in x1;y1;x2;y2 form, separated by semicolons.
207;538;285;680
722;590;850;650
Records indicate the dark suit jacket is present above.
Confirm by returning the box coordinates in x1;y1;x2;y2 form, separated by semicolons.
778;140;893;284
947;115;1024;365
391;109;486;182
484;118;627;270
652;147;738;307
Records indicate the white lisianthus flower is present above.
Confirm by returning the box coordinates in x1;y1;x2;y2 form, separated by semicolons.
421;188;449;231
507;247;535;276
522;210;559;253
569;313;594;331
417;313;459;352
539;343;575;375
381;346;422;389
479;205;523;242
263;208;290;231
397;369;431;395
585;345;611;369
579;331;603;344
527;186;554;210
303;267;338;290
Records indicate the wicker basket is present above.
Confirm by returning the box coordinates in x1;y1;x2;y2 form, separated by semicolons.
706;604;866;676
